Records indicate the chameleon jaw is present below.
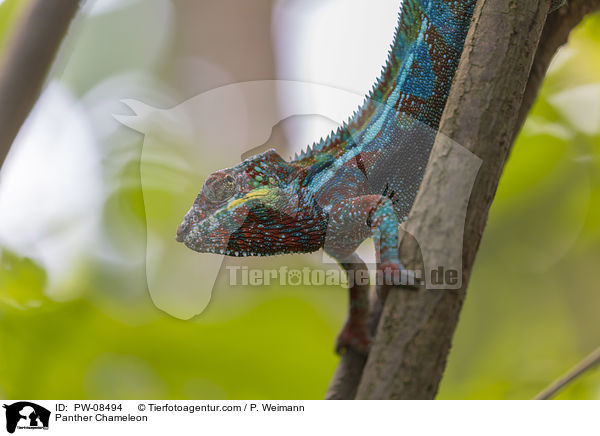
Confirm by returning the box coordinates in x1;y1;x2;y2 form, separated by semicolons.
177;215;251;256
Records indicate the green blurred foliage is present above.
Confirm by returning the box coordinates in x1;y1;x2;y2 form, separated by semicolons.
0;3;599;400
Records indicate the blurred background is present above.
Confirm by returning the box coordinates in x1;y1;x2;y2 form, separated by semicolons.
0;0;598;399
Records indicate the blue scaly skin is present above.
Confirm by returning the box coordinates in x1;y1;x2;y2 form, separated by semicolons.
176;0;476;354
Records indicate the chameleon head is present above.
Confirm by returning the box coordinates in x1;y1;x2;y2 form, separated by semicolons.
176;149;328;256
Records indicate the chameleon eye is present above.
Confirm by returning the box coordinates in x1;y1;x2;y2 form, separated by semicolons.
203;172;236;203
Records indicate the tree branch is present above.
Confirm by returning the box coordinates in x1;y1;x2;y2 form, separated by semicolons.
534;345;600;400
0;0;81;169
326;0;600;400
355;0;553;400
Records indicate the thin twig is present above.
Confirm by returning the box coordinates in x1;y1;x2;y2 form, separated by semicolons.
534;346;600;400
0;0;81;169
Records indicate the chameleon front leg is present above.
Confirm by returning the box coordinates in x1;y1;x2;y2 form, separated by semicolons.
325;195;401;263
324;194;405;354
325;194;405;274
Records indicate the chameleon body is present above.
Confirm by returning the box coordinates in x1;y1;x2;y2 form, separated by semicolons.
176;0;476;354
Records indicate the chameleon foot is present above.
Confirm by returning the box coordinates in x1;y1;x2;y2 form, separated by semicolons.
335;320;372;355
377;260;420;301
379;260;419;286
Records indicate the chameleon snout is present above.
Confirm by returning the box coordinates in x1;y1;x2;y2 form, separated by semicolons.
176;220;190;242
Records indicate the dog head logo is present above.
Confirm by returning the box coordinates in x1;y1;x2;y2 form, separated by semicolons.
3;402;50;433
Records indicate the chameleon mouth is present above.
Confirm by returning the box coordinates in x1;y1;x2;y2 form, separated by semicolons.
176;219;289;257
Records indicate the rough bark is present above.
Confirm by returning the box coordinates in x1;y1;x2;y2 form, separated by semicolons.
326;0;600;400
0;0;80;169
